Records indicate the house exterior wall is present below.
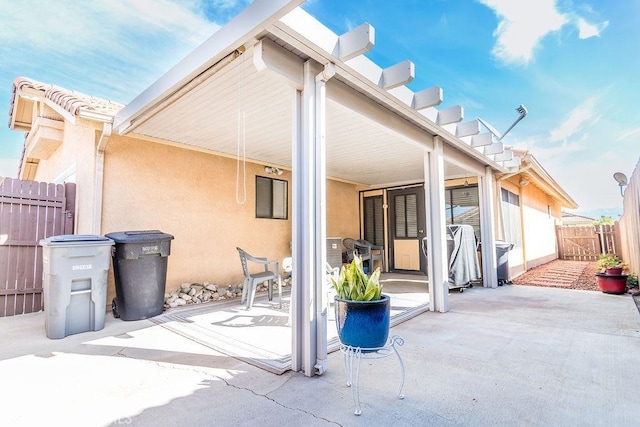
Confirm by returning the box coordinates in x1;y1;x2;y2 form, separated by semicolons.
501;177;562;279
101;136;360;304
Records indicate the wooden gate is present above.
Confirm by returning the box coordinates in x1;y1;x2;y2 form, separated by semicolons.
0;178;75;316
556;224;618;261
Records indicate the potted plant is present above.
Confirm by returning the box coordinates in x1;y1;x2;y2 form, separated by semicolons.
331;255;390;349
595;253;628;294
597;253;628;275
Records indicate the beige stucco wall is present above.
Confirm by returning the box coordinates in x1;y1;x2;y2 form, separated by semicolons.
501;177;562;278
101;136;360;303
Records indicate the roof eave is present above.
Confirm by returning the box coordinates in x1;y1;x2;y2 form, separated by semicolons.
112;0;304;134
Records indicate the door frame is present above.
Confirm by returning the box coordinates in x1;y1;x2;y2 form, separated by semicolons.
387;185;427;274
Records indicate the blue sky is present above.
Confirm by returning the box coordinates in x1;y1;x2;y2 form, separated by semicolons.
1;0;637;217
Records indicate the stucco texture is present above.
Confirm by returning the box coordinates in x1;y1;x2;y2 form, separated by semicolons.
101;136;360;301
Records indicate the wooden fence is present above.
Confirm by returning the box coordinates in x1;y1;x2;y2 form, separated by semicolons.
619;159;640;275
0;178;75;316
556;224;619;261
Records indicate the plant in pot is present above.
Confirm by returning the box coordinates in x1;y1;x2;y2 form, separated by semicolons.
595;254;628;294
330;255;390;349
597;253;628;275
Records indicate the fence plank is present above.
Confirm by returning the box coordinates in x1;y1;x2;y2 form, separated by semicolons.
556;223;618;261
0;178;74;316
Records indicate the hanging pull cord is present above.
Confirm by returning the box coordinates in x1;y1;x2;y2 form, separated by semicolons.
236;110;247;204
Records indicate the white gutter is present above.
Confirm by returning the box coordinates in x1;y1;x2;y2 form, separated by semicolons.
93;122;112;234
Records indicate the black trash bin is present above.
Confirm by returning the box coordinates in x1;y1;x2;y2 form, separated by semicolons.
105;230;174;320
495;240;514;285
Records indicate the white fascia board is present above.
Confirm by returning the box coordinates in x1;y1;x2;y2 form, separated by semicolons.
113;0;304;134
442;143;487;176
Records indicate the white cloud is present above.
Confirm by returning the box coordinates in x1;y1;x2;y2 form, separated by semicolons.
0;0;219;54
549;97;601;142
478;0;567;65
478;0;608;65
576;17;609;39
615;127;640;143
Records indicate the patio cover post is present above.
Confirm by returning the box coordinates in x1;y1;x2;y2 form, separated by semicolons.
291;60;329;376
425;136;449;313
479;166;499;288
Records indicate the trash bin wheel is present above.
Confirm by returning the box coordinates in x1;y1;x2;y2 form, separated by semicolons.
459;287;464;293
112;299;120;318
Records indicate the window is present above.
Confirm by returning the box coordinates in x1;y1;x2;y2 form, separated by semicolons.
394;194;418;238
256;176;288;219
364;196;384;245
501;188;522;247
445;186;481;242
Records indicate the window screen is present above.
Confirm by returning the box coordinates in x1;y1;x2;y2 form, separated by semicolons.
394;194;418;238
364;196;384;245
256;176;288;219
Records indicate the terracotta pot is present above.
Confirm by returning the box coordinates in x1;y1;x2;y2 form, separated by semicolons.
605;267;623;275
595;273;627;294
334;294;390;349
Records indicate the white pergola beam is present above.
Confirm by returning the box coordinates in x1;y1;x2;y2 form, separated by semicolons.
471;132;494;147
253;39;304;88
456;119;481;137
412;86;443;110
379;60;415;90
437;105;463;125
334;22;375;62
504;157;522;168
494;150;513;162
484;142;504;155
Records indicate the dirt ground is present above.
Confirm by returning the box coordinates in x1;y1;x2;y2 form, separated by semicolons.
511;259;600;291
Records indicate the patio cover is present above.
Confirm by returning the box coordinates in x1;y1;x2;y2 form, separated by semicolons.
111;0;509;376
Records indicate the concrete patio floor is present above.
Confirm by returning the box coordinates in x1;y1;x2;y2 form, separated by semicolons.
1;284;639;426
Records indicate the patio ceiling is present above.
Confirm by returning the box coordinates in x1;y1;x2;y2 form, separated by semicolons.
128;49;468;187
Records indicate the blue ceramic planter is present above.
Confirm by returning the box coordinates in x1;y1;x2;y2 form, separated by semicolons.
334;294;390;349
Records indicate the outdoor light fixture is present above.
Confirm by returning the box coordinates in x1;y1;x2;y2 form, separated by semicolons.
519;178;529;187
613;172;628;196
265;166;284;175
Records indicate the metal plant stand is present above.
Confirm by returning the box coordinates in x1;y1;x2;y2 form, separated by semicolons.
340;335;405;415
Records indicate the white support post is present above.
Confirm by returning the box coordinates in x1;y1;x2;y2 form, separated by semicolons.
479;166;499;288
291;60;328;377
425;136;449;312
314;63;333;376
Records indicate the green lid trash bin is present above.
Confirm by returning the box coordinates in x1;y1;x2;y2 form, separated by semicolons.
105;230;174;321
39;235;115;339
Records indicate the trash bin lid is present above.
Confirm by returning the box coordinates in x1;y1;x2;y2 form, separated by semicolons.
105;230;174;243
495;240;514;250
40;234;114;247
